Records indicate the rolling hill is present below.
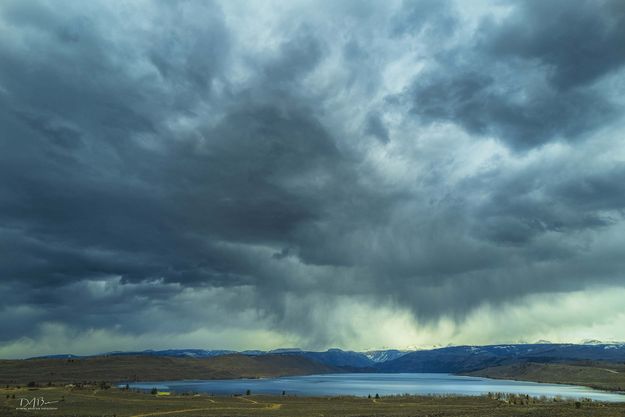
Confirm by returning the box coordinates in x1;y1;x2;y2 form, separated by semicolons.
465;361;625;392
0;354;338;385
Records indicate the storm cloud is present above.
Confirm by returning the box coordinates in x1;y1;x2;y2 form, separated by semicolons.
2;0;625;358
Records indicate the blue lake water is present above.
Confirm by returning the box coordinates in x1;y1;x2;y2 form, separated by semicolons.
123;373;625;402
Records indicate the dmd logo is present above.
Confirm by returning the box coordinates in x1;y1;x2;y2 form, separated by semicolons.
16;396;59;411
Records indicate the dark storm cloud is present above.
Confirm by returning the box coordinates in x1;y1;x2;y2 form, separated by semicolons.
406;0;625;149
0;0;353;345
2;0;625;355
409;70;615;149
364;112;390;143
481;0;625;90
391;0;457;37
469;167;625;246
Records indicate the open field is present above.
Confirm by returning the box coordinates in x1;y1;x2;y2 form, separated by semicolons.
467;362;625;392
1;386;624;417
0;355;336;385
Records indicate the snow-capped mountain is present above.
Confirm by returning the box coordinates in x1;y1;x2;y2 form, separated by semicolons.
364;349;410;363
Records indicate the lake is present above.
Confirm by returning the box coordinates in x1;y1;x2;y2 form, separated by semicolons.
122;373;625;402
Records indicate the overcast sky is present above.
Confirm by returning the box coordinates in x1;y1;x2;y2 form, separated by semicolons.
2;0;625;358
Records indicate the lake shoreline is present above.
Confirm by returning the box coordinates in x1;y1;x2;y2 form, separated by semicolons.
121;373;625;403
457;373;625;397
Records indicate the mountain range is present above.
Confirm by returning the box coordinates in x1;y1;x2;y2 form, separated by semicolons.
32;342;625;373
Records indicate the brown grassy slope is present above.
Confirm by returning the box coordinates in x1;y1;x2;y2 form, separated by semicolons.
465;361;625;392
0;354;338;385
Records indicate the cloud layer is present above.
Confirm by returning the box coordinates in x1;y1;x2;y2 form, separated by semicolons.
1;0;625;357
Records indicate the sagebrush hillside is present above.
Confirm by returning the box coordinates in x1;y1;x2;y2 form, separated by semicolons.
0;354;337;385
466;362;625;392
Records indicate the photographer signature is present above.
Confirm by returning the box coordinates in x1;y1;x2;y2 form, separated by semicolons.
16;396;59;410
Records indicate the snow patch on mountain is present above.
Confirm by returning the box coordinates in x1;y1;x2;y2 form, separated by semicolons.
364;349;410;363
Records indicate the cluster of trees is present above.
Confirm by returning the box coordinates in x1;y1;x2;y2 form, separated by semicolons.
484;392;594;406
25;381;61;388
